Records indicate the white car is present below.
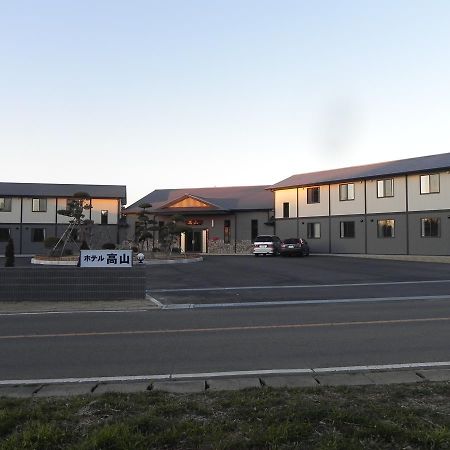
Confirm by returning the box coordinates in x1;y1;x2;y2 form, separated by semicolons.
253;235;282;256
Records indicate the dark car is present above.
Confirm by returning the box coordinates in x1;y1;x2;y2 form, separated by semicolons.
280;238;310;257
253;235;282;256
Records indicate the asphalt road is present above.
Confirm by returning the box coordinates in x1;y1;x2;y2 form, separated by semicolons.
1;255;450;381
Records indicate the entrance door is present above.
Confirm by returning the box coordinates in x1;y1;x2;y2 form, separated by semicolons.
185;230;202;252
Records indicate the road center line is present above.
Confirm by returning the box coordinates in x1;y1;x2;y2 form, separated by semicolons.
1;316;450;340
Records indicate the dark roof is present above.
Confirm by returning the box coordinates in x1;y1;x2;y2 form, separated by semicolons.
269;152;450;190
0;182;127;201
125;185;273;214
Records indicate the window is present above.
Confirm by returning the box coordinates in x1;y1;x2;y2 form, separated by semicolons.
420;174;440;194
377;219;395;238
251;219;258;242
339;183;355;201
101;210;108;225
377;179;394;198
340;221;355;238
0;198;12;212
282;202;290;218
307;187;320;204
0;228;10;241
31;228;46;242
307;223;321;239
421;218;440;237
32;198;47;212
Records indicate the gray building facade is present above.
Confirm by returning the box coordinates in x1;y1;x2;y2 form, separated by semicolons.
270;152;450;256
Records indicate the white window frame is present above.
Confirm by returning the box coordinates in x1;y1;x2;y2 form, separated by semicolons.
32;198;47;212
339;183;355;201
420;174;440;194
377;219;395;238
340;221;355;238
0;198;12;212
420;217;440;237
377;179;394;198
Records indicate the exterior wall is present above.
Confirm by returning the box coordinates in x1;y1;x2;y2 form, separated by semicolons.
408;172;450;212
366;176;407;214
299;217;330;253
330;215;366;254
0;198;21;223
91;199;119;224
274;189;297;218
275;219;297;240
408;210;450;255
298;185;330;217
366;213;407;254
22;198;58;224
330;181;365;216
0;224;21;255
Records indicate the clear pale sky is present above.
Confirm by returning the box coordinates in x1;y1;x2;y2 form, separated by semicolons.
1;1;450;205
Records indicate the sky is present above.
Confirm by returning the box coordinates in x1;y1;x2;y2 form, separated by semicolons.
1;1;450;206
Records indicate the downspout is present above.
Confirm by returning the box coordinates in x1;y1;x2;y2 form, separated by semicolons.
116;199;121;244
328;185;331;253
55;198;58;238
296;188;300;238
364;180;368;254
19;196;23;254
405;175;409;255
234;214;237;254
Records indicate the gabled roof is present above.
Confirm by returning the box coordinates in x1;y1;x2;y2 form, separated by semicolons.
269;152;450;190
125;185;273;214
0;182;127;201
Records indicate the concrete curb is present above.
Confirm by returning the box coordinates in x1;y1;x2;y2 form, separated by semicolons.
1;369;449;398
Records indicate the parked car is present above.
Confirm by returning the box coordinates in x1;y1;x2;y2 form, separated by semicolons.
280;238;310;257
253;235;282;256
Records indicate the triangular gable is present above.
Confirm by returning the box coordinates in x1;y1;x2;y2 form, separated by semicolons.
160;194;220;210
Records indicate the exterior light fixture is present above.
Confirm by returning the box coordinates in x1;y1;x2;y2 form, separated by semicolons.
137;253;145;264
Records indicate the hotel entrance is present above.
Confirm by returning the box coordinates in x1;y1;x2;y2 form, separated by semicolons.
181;230;208;253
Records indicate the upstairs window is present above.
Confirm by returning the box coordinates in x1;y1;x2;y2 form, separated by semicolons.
282;202;290;218
377;179;394;198
32;198;47;212
0;198;12;212
420;174;440;194
339;183;355;201
340;221;355;238
307;187;320;204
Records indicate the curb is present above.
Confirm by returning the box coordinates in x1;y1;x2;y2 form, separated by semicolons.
2;367;449;398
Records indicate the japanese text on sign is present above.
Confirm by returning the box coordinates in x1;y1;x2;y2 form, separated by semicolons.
79;250;133;268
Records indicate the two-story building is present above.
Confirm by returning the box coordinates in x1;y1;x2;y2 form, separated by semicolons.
0;183;127;254
269;152;450;255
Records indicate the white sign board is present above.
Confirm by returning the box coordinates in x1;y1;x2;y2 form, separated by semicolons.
80;250;133;268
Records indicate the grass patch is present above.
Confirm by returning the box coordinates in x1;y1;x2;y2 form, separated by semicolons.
0;383;449;449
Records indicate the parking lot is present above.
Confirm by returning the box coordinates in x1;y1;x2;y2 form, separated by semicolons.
146;255;450;307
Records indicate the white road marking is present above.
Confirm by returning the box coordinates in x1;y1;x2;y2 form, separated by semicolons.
0;309;153;317
149;279;450;293
161;294;450;310
1;361;449;386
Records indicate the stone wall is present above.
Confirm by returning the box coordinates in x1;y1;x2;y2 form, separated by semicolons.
208;239;253;254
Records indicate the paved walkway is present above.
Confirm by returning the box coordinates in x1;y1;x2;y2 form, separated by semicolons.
1;368;449;397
